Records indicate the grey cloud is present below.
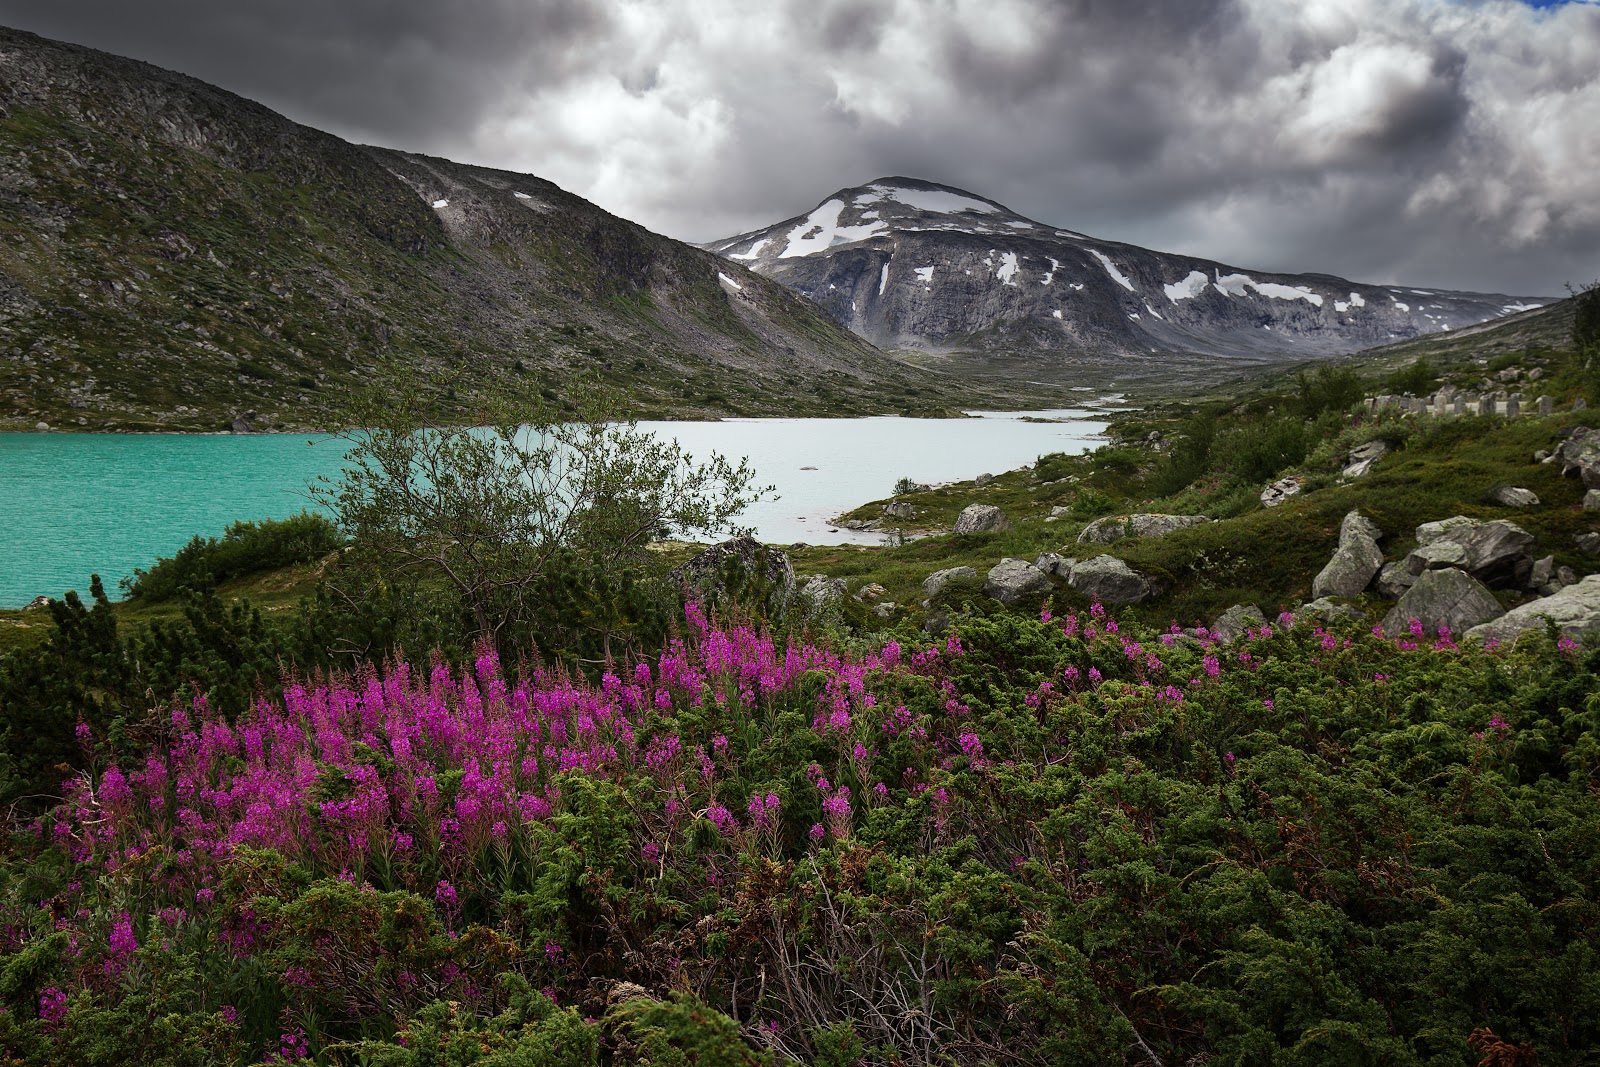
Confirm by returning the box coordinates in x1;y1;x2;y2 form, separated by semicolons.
1;0;1596;295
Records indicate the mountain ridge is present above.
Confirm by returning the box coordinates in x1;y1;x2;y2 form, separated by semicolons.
709;176;1552;364
0;29;989;432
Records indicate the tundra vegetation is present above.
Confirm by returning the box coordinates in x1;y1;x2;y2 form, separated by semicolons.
0;307;1597;1065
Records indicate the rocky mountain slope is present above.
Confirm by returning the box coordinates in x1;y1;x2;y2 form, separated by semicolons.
709;178;1551;364
0;29;980;432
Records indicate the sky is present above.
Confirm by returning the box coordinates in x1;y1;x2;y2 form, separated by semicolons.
1;0;1597;296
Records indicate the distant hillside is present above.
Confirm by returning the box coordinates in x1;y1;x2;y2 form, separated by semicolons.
0;29;978;432
709;177;1552;365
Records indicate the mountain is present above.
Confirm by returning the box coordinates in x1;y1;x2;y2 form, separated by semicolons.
0;30;978;432
708;178;1552;363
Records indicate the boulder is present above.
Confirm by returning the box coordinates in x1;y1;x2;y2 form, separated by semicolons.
1416;515;1479;545
1033;552;1071;577
1405;540;1468;576
1210;604;1266;643
1047;506;1072;520
1311;509;1384;599
974;473;994;487
1375;561;1416;599
1451;520;1536;588
855;582;889;602
1066;555;1164;604
799;575;846;613
1576;532;1600;555
1077;513;1209;544
953;504;1011;534
1584;489;1600;511
882;500;915;520
922;565;978;599
1342;439;1390;478
1465;575;1600;646
1380;568;1504;637
984;558;1052;606
1555;426;1600;489
1299;597;1365;626
1491;486;1539;508
672;537;795;606
1260;477;1302;508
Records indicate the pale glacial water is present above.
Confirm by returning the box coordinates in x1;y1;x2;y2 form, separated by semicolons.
0;408;1109;607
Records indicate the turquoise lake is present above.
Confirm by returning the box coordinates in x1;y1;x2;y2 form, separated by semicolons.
0;407;1111;607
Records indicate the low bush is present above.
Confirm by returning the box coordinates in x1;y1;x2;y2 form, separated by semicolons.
122;512;342;602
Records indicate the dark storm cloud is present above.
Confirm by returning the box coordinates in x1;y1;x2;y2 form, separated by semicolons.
0;0;609;151
2;0;1596;294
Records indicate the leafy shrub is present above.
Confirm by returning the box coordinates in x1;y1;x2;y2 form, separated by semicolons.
1382;355;1436;397
1293;365;1364;419
123;512;341;602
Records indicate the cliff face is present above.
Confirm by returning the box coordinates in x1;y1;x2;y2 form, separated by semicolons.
709;178;1551;364
0;29;950;431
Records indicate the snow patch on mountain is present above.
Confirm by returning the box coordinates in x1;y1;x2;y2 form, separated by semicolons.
727;238;769;261
914;266;934;283
1041;258;1061;285
858;183;999;216
1213;272;1323;306
997;252;1020;286
779;199;887;258
1164;271;1209;302
717;272;742;291
878;263;889;296
1091;251;1136;292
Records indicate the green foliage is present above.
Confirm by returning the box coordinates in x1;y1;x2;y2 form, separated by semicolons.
1215;413;1311;484
1293;364;1364;419
312;376;767;643
1383;354;1436;396
1572;281;1600;399
122;512;342;602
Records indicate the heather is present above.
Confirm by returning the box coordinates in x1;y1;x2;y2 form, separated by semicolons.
2;600;1596;1065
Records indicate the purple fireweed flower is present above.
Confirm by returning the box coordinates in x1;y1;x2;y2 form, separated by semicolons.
641;841;661;864
39;987;67;1027
435;881;457;909
958;730;983;758
809;823;825;842
1203;655;1220;677
109;911;137;957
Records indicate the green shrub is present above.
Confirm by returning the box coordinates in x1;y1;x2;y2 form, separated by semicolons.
123;512;342;602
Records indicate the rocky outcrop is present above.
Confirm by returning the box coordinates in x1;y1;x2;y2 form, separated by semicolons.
1299;597;1365;626
923;565;978;599
672;537;796;604
984;558;1052;606
1465;575;1600;645
1076;513;1209;545
1311;510;1384;599
1490;486;1539;507
1066;555;1164;604
1341;439;1390;478
882;500;915;520
1260;477;1302;508
1210;604;1265;643
1380;568;1504;637
1405;516;1536;590
1555;427;1600;488
799;575;846;613
1034;552;1071;577
953;504;1012;535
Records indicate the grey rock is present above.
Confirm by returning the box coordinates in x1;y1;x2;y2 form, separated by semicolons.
1405;540;1469;576
1033;552;1071;577
1584;489;1600;511
1047;505;1072;520
672;536;795;606
1340;510;1384;546
1555;427;1600;489
1342;439;1390;479
1375;561;1417;599
1530;556;1555;589
882;500;915;519
923;609;950;635
1451;520;1537;588
1260;476;1302;508
855;582;889;602
922;565;978;599
1491;486;1539;508
984;558;1052;606
1381;568;1504;637
1534;449;1551;462
1416;515;1479;545
1067;555;1164;604
1465;574;1600;646
1577;532;1600;555
1210;604;1266;643
799;575;847;613
974;473;994;487
1076;513;1209;544
953;504;1011;535
1559;565;1579;585
1299;597;1365;625
1312;512;1384;599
